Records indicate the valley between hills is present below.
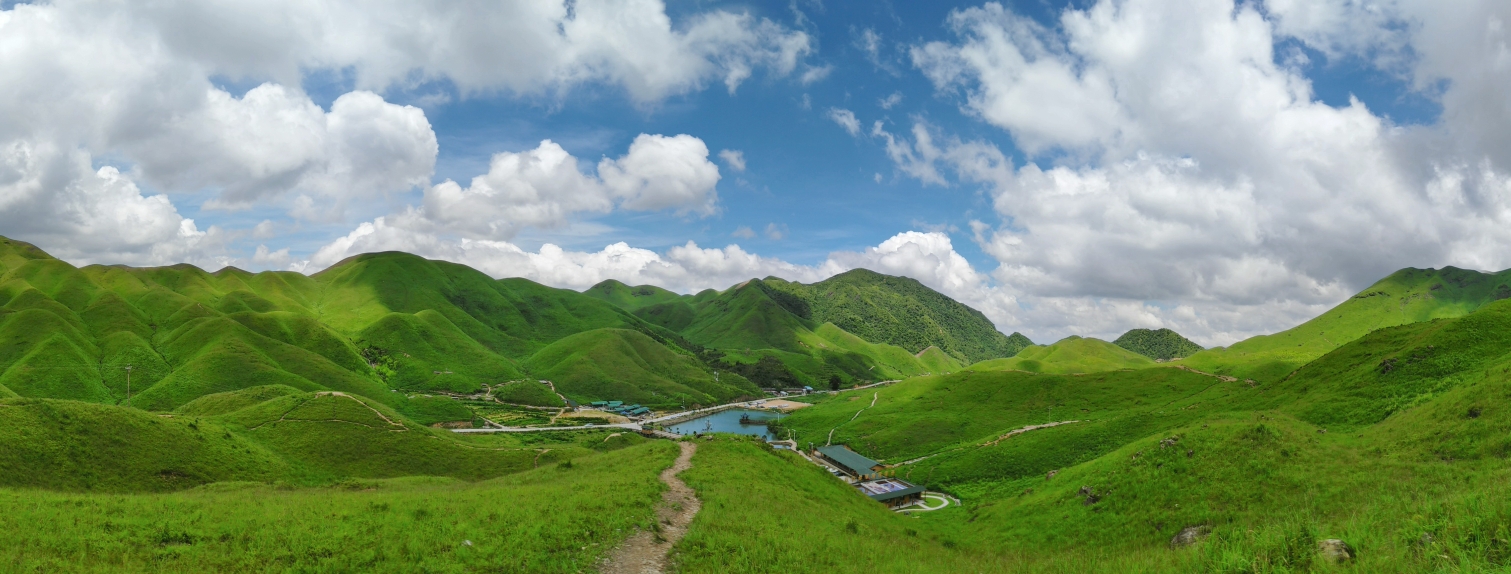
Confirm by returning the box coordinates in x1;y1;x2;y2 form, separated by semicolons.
4;234;1511;572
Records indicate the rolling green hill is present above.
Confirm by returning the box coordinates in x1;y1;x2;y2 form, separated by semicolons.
1;236;987;411
965;335;1155;374
582;279;689;311
1180;265;1511;382
522;328;760;407
760;269;1032;363
1112;327;1203;360
10;236;1511;570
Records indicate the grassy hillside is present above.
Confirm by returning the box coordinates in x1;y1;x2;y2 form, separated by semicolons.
965;336;1155;375
1181;265;1511;382
673;437;1008;573
0;398;291;492
761;269;1032;363
766;295;1511;571
0;440;678;573
583;279;688;311
1113;328;1203;360
523;328;760;407
0;237;718;417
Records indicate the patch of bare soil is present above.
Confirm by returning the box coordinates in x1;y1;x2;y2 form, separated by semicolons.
600;442;700;574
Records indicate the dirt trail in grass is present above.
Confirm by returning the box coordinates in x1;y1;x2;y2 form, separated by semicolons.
600;442;699;574
827;391;880;446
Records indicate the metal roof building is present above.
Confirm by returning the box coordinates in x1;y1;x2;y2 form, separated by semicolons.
816;445;884;480
855;478;926;507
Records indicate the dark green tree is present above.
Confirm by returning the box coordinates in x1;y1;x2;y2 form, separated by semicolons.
828;374;841;391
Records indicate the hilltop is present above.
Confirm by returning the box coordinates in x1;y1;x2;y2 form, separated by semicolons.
1181;265;1511;382
1112;327;1203;360
760;269;1032;363
965;335;1154;374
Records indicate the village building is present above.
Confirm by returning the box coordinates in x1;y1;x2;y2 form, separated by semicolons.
815;445;886;480
855;478;925;508
815;445;926;507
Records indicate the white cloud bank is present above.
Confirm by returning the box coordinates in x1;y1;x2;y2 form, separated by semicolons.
844;0;1511;344
0;0;809;266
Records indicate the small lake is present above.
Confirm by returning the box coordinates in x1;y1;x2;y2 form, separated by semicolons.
664;408;783;440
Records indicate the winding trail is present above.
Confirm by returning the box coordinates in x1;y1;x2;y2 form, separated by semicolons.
601;442;700;574
826;391;879;446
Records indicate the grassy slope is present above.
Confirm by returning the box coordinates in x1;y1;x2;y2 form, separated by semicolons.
966;336;1156;375
0;398;291;492
775;297;1511;571
673;437;1009;573
0;441;678;573
0;238;712;419
523;328;759;407
489;379;565;407
175;384;304;417
582;279;688;311
0;390;625;493
761;268;1033;363
1181;265;1511;382
1113;328;1203;360
677;280;966;386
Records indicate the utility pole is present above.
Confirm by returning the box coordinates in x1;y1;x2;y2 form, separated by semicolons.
123;365;133;404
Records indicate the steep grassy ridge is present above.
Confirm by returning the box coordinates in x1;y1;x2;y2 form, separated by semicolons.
761;269;1032;362
523;328;759;407
0;441;678;573
1113;328;1203;360
966;336;1155;375
0;236;1024;410
1181;265;1511;382
582;279;688;311
672;280;968;386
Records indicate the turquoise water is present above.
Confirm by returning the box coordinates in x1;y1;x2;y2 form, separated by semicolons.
665;408;781;439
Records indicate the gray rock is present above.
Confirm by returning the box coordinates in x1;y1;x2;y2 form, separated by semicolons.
1317;539;1354;562
1169;525;1212;548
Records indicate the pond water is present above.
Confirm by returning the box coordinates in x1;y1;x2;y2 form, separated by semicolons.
664;408;783;440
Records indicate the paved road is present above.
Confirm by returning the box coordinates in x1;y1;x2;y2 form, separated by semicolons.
451;422;641;433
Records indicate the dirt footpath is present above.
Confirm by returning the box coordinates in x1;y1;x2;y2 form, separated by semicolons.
600;442;700;574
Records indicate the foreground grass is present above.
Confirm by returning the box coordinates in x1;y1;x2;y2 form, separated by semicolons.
673;437;1009;573
0;441;678;573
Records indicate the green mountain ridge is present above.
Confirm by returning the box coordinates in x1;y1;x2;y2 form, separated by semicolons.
13;232;1511;570
1180;265;1511;382
966;335;1154;374
0;236;1001;414
1113;327;1203;360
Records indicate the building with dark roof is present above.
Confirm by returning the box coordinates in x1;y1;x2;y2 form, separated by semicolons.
855;478;926;508
816;445;884;480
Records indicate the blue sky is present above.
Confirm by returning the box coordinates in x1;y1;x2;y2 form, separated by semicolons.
228;0;1440;270
3;0;1509;344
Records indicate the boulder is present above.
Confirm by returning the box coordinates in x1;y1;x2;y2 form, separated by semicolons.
1169;525;1212;548
1317;539;1354;562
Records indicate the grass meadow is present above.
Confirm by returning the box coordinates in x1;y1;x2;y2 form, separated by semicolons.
0;441;678;573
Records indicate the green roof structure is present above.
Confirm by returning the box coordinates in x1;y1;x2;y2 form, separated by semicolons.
817;445;882;478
